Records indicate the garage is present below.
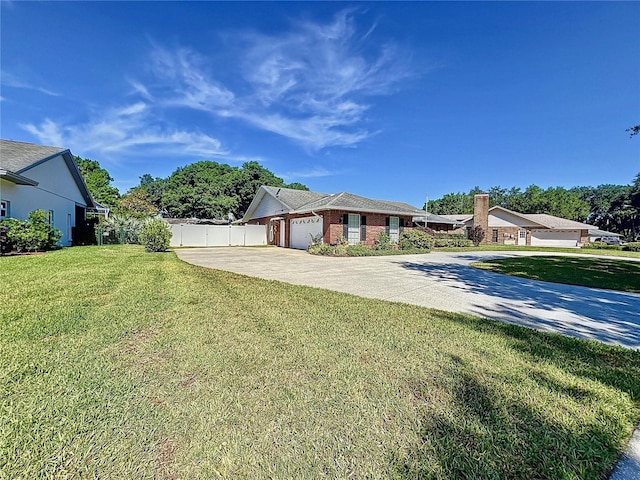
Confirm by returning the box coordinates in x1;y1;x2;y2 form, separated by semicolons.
289;216;323;250
530;229;580;248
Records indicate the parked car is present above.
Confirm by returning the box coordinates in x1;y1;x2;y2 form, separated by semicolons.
593;237;624;245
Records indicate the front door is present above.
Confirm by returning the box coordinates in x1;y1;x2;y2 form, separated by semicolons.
518;230;527;246
270;220;280;246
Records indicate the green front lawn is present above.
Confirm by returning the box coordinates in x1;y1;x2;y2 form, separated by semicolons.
436;244;640;258
472;256;640;293
1;246;639;479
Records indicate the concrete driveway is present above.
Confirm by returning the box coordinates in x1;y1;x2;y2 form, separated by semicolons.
175;247;640;350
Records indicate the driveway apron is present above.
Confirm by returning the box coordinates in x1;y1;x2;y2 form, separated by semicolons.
175;247;640;350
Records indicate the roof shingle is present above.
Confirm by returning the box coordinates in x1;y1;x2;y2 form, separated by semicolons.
0;140;67;173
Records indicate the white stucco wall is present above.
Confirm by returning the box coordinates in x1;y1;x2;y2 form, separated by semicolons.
488;210;538;228
0;155;87;246
251;193;287;219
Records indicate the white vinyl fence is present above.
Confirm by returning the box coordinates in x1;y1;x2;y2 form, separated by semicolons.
170;224;267;247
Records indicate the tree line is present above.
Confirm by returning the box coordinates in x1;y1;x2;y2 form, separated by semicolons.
76;157;308;220
76;156;638;239
427;174;640;240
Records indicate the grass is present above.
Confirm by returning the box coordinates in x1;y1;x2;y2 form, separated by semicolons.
436;244;640;258
1;246;639;479
472;256;640;293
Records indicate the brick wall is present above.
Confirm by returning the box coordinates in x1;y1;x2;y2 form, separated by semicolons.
253;211;417;247
473;194;490;244
487;226;521;245
325;210;414;246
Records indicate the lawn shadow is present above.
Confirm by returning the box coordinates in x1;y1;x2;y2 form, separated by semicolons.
397;261;640;350
397;353;632;480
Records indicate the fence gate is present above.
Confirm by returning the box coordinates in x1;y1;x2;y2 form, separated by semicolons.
169;224;267;247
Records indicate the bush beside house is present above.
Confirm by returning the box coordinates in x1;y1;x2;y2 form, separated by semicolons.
0;209;62;253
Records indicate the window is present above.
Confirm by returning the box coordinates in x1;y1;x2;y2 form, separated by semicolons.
0;200;8;218
347;214;360;245
48;210;54;226
388;216;400;242
492;229;498;243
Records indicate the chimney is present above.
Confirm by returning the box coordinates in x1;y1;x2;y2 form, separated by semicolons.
473;194;489;244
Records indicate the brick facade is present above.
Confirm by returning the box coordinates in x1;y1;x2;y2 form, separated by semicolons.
251;210;416;247
473;194;490;244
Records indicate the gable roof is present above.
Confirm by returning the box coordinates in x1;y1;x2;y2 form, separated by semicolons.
455;205;597;230
262;185;329;210
243;185;426;221
1;139;95;207
295;191;425;216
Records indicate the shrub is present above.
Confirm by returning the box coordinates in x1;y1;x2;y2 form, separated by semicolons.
335;234;349;246
99;214;144;244
433;237;474;248
468;226;486;247
585;242;622;250
346;244;375;256
623;242;640;252
0;210;61;252
138;219;172;252
308;233;324;249
0;225;11;254
308;243;334;255
434;232;467;240
374;231;394;250
399;229;434;251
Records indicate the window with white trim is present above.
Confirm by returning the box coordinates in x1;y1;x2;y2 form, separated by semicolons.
0;200;8;218
347;214;360;245
389;216;400;242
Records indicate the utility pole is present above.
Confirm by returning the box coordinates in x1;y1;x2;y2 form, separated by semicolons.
425;193;428;229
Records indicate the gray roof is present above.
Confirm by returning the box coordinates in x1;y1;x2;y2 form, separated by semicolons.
455;206;598;231
262;185;329;210
413;212;464;225
249;185;426;219
0;139;67;173
587;229;622;237
494;209;597;230
292;191;425;216
0;139;95;207
439;213;474;223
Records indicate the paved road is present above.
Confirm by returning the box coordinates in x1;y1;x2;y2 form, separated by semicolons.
175;247;640;350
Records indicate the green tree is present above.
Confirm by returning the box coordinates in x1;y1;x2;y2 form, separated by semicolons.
75;157;120;208
140;160;308;219
137;174;167;211
116;188;158;219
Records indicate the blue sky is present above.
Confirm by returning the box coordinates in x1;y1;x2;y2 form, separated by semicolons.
1;1;639;208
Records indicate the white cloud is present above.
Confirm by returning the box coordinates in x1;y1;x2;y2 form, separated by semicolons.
1;70;61;97
149;46;235;111
20;102;227;161
134;9;411;150
280;166;339;179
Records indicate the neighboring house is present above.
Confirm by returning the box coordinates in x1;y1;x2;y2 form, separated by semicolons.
456;194;599;247
587;229;623;243
243;185;457;249
0;139;95;246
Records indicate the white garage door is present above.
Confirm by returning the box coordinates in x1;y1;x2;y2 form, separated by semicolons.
530;230;580;247
290;216;323;250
